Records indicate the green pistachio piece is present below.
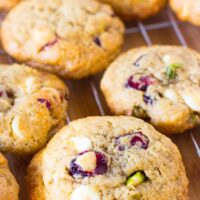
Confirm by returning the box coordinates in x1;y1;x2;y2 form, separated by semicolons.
126;172;146;187
166;63;182;79
189;114;200;125
132;105;148;118
132;193;141;200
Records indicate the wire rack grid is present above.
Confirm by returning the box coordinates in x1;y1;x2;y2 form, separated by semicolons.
0;7;200;200
0;9;199;157
89;9;200;157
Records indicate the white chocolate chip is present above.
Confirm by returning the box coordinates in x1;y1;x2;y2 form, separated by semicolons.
180;87;200;112
162;54;182;65
71;136;92;152
12;116;24;139
71;185;100;200
25;77;37;92
164;88;180;102
75;152;96;172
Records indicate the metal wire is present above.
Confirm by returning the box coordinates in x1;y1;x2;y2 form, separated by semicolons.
167;10;200;157
126;21;172;34
168;10;187;47
137;21;152;46
66;114;71;124
90;78;105;116
0;9;199;156
90;9;200;157
190;130;200;157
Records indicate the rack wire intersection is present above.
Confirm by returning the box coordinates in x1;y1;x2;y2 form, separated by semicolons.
89;9;200;157
0;9;199;157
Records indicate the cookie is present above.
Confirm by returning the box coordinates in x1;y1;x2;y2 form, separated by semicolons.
0;153;19;200
26;116;188;200
1;0;124;79
170;0;200;26
101;46;200;134
0;63;68;154
98;0;166;20
0;0;20;10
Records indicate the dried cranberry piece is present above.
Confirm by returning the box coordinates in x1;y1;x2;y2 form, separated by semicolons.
69;158;93;178
38;98;51;110
95;152;107;175
115;132;149;151
143;95;154;105
60;96;64;103
94;37;101;47
69;151;107;178
130;133;149;149
125;75;156;92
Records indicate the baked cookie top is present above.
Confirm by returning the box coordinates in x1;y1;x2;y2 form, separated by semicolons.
26;116;188;200
0;153;19;200
1;0;124;79
101;46;200;134
0;64;68;154
170;0;200;26
0;0;20;10
98;0;166;20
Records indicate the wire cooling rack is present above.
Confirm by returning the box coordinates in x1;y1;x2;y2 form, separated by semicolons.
89;9;200;158
0;7;200;200
0;8;199;158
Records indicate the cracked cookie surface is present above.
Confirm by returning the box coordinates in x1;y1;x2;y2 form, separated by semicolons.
170;0;200;26
0;153;19;200
0;64;68;154
101;46;200;134
1;0;124;79
26;116;188;200
98;0;166;20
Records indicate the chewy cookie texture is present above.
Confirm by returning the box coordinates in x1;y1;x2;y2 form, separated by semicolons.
26;116;188;200
0;153;19;200
0;64;68;154
101;46;200;134
1;0;124;79
170;0;200;26
98;0;166;20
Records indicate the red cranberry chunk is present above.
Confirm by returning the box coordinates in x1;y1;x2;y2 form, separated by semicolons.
95;152;107;175
143;95;154;105
94;37;101;46
125;75;156;92
0;91;4;97
115;132;149;151
38;98;51;110
69;151;108;179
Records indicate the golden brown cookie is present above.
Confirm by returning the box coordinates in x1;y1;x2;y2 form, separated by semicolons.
26;116;188;200
0;153;19;200
1;0;124;79
170;0;200;26
0;0;20;10
98;0;166;20
0;63;68;154
101;45;200;134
